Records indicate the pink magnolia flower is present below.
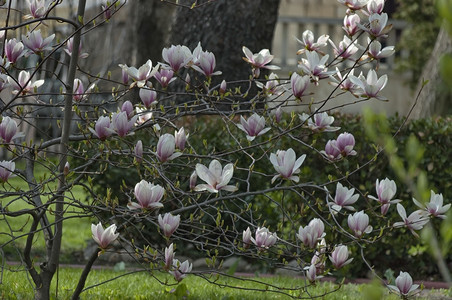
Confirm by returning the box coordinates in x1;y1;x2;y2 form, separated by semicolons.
306;264;318;282
367;0;385;15
366;13;392;38
329;35;358;60
121;68;129;85
219;80;227;95
413;190;451;219
192;51;222;77
274;106;283;123
25;0;47;19
348;211;372;238
336;132;357;157
189;171;197;190
135;140;143;163
329;245;353;269
243;227;252;247
119;59;159;88
330;182;359;212
194;159;237;193
164;243;175;270
136;108;153;125
158;213;181;238
4;39;25;64
91;222;119;249
299;111;340;132
236;113;270;141
393;204;429;237
121;101;134;119
89;116;111;140
298;51;334;83
251;227;278;249
349;69;388;100
297;218;325;248
320;140;342;161
296;30;329;54
255;73;282;96
169;259;192;282
343;14;361;36
290;72;310;99
161;44;192;72
388;271;419;297
366;38;395;60
64;37;89;59
7;70;44;95
154;69;176;88
337;0;368;10
139;88;158;108
270;148;306;183
368;178;401;215
156;133;182;162
72;78;95;102
0;160;15;182
110;111;137;137
174;127;188;151
63;161;70;176
22;30;54;54
242;46;280;78
0;116;21;143
329;68;360;94
128;179;165;210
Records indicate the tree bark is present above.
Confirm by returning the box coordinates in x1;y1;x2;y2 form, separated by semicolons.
411;25;452;118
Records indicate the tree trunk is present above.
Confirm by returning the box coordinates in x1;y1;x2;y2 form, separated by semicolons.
411;25;452;118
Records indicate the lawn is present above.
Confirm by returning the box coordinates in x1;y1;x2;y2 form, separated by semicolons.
1;266;450;299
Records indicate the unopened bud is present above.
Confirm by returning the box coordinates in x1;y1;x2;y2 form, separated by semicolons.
135;140;143;163
64;162;70;176
219;80;227;95
189;171;197;190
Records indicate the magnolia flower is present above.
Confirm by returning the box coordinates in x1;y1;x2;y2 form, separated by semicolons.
7;70;44;95
91;223;119;249
128;179;165;210
237;113;270;141
0;160;15;182
349;69;388;100
296;30;329;54
190;42;203;66
299;111;340;132
297;218;325;248
189;171;197;190
194;159;238;193
329;245;353;269
336;132;357;157
135;140;143;163
174;127;188;150
243;227;252;247
306;264;318;282
169;259;192;282
164;244;175;270
154;69;176;88
393;204;429;237
298;51;333;83
0;116;21;143
139;88;158;108
4;39;25;64
121;68;129;85
136;107;153;125
329;35;358;60
72;78;95;102
102;3;113;20
337;0;368;10
367;0;385;15
388;271;419;297
158;213;181;238
242;46;280;78
367;13;392;38
251;227;278;249
25;0;47;19
64;37;89;59
320;140;342;161
368;178;401;215
365;38;395;60
219;80;227;94
329;68;360;94
255;73;282;96
348;211;372;238
274;106;282;123
270;148;306;183
413;190;451;219
156;133;182;162
22;30;54;54
110;111;136;137
161;44;192;72
89;116;111;140
311;247;326;275
290;72;310;99
192;51;222;77
119;59;159;87
121;101;134;119
330;182;359;212
343;14;361;36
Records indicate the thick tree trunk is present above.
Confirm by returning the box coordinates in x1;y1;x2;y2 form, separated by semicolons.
411;25;452;118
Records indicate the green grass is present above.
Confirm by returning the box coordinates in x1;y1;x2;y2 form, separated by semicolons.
1;161;92;258
0;267;450;300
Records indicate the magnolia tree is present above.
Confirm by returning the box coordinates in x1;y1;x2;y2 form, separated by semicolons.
0;0;450;299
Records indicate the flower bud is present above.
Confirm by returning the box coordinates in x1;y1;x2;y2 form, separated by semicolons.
219;80;227;95
189;171;197;190
63;161;70;176
135;140;143;163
